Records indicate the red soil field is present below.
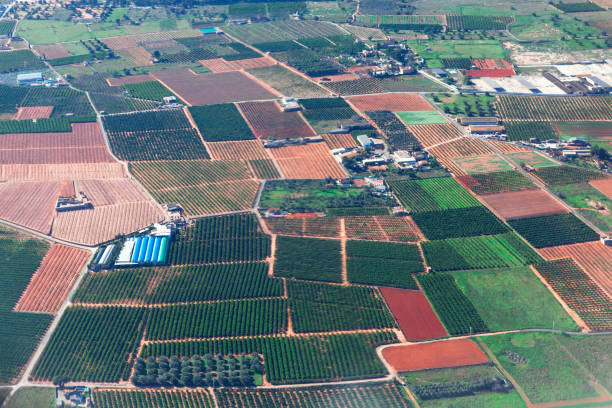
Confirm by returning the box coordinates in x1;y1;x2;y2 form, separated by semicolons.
590;178;612;200
0;122;114;164
405;123;462;148
107;74;155;86
472;58;513;70
268;142;347;179
14;244;90;314
200;57;275;73
52;201;164;245
465;69;515;78
344;216;423;242
206;140;269;160
539;241;612;297
482;189;568;220
119;46;153;66
348;93;433;112
33;44;71;59
238;101;315;140
0;181;60;233
380;288;447;341
428;138;495;176
320;133;358;149
58;180;75;197
487;140;531;153
15;106;54;120
78;179;151;206
152;69;275;106
382;339;489;372
0;163;126;181
101;36;139;50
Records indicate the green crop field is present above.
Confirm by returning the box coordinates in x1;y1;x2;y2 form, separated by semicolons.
421;232;542;271
504;122;558;142
4;387;55;408
461;170;536;195
509;213;599;248
93;389;214;408
550;182;612;233
388;177;480;213
246;64;327;98
506;151;559;169
396;110;447;125
275;236;342;282
189;103;255;142
123;81;182;102
455;267;578;331
534;165;608;185
481;332;598;404
406;40;506;68
412;206;509;240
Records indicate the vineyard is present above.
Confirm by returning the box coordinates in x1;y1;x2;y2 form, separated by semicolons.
496;95;612;121
287;280;396;332
14;244;90;313
481;189;568;220
74;263;281;305
93;389;214;408
189;103;255;142
248;159;281;179
509;213;599;248
215;383;413;408
140;331;398;384
366;110;422;152
388;177;480;213
421;233;543;271
346;240;423;288
0;227;51;383
417;274;489;335
32;306;147;382
412;206;509;240
238;101;314;140
533;165;608;185
275;236;342;282
457;170;536;195
145;299;287;340
533;259;612;331
168;214;270;265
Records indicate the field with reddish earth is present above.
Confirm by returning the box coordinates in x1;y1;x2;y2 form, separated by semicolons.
78;179;152;206
380;287;447;341
348;93;433;112
539;241;612;297
405;123;462;148
268;142;347;179
482;189;568;220
152;69;275;106
0;123;114;164
487;140;531;153
101;36;140;50
0;163;126;181
0;181;60;233
14;244;91;313
320;133;358;149
200;57;274;73
33;44;71;59
15;106;54;120
382;339;489;372
265;216;342;238
344;216;423;242
238;101;315;140
590;178;612;200
206;140;269;160
428;138;494;175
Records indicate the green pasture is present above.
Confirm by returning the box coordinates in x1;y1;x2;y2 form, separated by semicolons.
396;110;447;125
407;39;506;68
549;182;612;233
453;155;512;174
455;267;579;332
4;387;55;408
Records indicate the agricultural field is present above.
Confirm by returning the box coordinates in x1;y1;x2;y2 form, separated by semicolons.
404;123;462;148
238;101;315;140
225;20;345;44
533;165;608;185
421;232;543;271
74;263;281;305
556;121;612;150
396;110;447;125
509;213;599;248
455;267;578;331
452;154;512;174
348;93;434;112
549;182;612;233
93;389;214;408
533;259;612;331
506;151;559;169
245;64;328;98
481;332;600;404
407;40;506;68
275;236;342;282
413;206;509;240
123;80;181;102
346;240;423;288
268;142;347;179
482;189;568;220
428;138;496;175
189;103;255;142
457;170;536;195
0;50;46;73
504;121;559;142
388;177;480;213
366;110;423;151
432;93;495;117
496;95;612;121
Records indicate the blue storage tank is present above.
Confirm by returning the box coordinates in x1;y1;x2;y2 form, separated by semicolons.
152;237;161;263
138;237;149;263
131;237;143;263
145;236;155;262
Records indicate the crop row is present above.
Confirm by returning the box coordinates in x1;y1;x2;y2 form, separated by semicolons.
504;121;558;142
446;15;513;30
458;170;536;195
366;110;422;152
496;95;612;121
189;103;255;142
102;109;192;133
300;98;357;122
140;331;398;384
74;262;281;305
123;81;181;102
417;274;488;335
108;129;209;161
275;236;342;283
533;165;608;185
388;177;480;213
93;389;214;408
509;213;599;248
412;206;509;240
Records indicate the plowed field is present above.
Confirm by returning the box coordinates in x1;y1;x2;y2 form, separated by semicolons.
539;242;612;297
320;133;358;149
0;181;60;233
590;178;612;200
33;44;71;59
14;244;90;313
78;179;151;206
119;46;153;66
482;189;568;220
107;74;155;86
0;163;125;181
487;140;531;153
428;138;495;175
344;216;423;242
15;106;54;120
52;201;163;245
268;142;346;179
405;123;462;148
382;339;489;371
380;288;447;341
200;57;274;73
206;140;269;161
238;101;315;140
152;69;275;106
348;93;433;112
